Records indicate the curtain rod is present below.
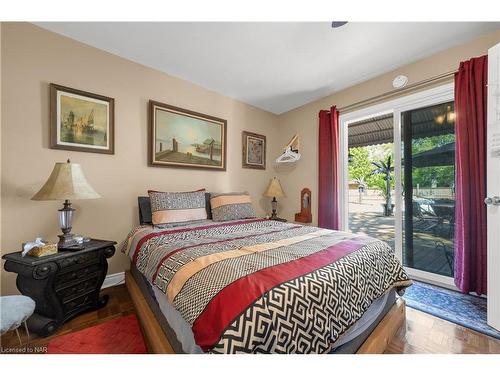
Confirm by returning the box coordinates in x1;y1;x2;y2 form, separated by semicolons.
336;69;457;113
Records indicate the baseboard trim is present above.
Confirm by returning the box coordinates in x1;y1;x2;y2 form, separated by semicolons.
102;271;125;289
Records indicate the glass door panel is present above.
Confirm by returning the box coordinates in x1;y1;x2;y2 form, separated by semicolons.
401;101;456;277
347;114;395;250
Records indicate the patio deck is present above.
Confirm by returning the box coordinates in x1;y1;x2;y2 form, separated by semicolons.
348;197;454;277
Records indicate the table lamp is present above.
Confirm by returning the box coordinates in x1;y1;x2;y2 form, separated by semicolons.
31;159;100;249
264;177;285;220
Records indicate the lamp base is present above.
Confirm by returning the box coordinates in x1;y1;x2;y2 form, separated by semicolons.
57;233;79;250
57;199;82;250
269;197;286;222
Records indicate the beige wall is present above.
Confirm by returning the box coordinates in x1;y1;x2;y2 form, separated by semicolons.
1;23;499;296
276;29;500;226
0;23;280;295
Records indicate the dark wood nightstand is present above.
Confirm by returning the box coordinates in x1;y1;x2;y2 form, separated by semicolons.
2;239;116;337
270;217;288;222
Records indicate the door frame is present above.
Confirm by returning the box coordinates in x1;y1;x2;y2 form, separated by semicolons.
339;82;455;287
487;43;500;330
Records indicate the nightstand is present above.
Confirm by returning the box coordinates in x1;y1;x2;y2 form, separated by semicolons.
2;239;116;337
270;217;288;223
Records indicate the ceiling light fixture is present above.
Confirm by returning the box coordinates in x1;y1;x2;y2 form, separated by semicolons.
446;106;456;123
435;105;455;125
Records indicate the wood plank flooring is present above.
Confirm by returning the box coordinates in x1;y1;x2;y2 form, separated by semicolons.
385;306;500;354
0;284;135;353
1;284;499;354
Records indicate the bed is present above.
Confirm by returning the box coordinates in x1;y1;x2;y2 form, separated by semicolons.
122;196;411;354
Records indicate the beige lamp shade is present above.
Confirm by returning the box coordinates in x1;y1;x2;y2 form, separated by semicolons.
264;177;285;198
31;160;101;201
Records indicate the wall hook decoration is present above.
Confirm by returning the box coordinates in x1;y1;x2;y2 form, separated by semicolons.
276;134;301;163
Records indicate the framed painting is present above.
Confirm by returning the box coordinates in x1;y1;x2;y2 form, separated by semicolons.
50;84;114;154
242;131;266;170
149;100;227;171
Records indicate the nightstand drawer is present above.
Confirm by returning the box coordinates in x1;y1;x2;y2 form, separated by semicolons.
56;251;100;270
57;276;100;302
56;270;101;293
55;263;102;285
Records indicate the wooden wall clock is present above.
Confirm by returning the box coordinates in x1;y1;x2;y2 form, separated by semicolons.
295;188;312;223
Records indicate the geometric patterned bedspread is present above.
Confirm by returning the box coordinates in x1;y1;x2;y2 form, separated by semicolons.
121;218;411;353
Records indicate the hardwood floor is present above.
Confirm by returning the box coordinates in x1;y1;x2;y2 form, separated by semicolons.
0;284;135;353
385;306;500;354
1;284;499;354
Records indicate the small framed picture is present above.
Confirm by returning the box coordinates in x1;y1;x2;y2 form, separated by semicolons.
50;84;115;154
242;131;266;170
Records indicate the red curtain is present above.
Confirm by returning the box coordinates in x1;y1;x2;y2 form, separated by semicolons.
318;106;340;230
454;55;488;295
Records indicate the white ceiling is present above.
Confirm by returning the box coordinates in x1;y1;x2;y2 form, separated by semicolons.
36;22;499;114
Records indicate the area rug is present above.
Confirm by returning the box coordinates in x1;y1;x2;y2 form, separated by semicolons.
47;314;147;354
403;281;500;339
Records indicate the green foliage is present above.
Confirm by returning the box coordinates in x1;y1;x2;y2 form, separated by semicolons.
412;166;455;187
410;134;455;187
412;134;454;153
349;134;455;190
370;155;394;178
348;147;372;182
370;155;394;208
373;178;391;200
348;145;393;189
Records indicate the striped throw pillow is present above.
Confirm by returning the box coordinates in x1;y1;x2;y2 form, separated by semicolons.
210;192;257;222
148;190;207;226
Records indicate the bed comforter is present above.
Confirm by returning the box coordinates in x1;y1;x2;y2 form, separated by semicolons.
121;218;411;353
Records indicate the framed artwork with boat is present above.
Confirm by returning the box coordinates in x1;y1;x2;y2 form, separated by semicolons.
50;84;115;154
148;100;227;171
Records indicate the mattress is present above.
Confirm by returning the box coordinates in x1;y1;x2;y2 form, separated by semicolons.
130;264;397;354
122;218;411;353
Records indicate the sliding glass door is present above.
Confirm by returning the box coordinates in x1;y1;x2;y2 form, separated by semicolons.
347;113;395;250
401;101;456;277
340;84;455;286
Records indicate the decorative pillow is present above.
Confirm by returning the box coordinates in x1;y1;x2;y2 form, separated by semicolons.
210;192;257;222
148;189;207;226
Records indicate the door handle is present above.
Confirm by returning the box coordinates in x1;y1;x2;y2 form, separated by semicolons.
484;196;500;206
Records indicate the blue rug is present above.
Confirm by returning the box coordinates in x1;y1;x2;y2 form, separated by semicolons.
403;281;500;340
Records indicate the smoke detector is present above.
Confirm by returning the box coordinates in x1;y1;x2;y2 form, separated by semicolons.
392;75;408;89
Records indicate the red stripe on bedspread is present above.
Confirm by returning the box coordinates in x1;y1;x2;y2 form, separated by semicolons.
132;218;266;264
151;225;303;283
192;236;373;352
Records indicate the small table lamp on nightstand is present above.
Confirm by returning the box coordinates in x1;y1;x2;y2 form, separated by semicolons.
264;177;286;221
31;159;100;249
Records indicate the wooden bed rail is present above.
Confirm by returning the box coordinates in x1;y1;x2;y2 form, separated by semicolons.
125;271;175;353
356;298;406;354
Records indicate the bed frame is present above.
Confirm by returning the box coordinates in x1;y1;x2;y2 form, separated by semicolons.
125;270;406;354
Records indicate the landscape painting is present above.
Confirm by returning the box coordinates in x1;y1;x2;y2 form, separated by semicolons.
50;84;115;154
149;100;227;170
242;131;266;170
